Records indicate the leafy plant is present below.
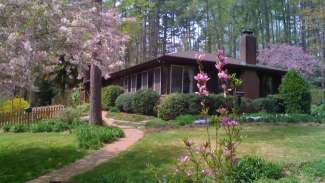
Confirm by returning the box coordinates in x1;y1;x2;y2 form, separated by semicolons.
58;107;81;124
71;88;81;106
158;93;189;120
102;85;124;109
132;89;159;115
115;93;134;113
173;114;200;126
233;156;283;182
279;70;311;114
9;124;29;133
239;113;324;123
253;95;284;113
76;124;124;149
0;97;29;112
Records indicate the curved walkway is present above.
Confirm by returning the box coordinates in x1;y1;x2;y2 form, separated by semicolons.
26;111;144;183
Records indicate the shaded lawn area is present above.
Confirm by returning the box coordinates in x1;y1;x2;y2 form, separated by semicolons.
107;112;154;122
73;124;325;183
0;132;88;183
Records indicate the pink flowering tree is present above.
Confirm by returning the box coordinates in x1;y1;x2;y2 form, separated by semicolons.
57;1;128;124
0;1;128;124
257;44;320;79
173;51;241;182
0;1;57;98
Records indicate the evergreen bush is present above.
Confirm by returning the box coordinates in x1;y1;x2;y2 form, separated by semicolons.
158;93;189;120
279;70;311;114
102;85;124;109
115;93;134;113
132;89;159;115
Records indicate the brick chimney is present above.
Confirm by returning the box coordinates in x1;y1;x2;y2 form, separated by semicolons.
240;31;256;65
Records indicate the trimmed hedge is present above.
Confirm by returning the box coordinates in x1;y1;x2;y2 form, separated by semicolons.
279;70;311;114
102;85;124;109
132;89;159;115
252;95;284;113
158;93;189;120
115;93;134;113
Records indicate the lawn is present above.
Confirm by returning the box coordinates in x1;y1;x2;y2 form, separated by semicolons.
0;132;88;183
73;123;325;183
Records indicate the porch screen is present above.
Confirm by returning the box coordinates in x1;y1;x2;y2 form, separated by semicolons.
170;65;194;93
148;70;154;89
142;72;148;89
171;66;183;93
154;68;161;94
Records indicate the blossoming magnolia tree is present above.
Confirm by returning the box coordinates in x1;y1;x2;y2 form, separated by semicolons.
0;1;56;98
58;0;128;124
174;50;241;182
257;44;320;79
0;0;128;124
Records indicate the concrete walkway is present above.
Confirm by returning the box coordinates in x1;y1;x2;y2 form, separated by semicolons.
26;111;144;183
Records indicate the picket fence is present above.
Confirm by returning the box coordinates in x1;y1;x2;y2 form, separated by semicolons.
0;105;64;126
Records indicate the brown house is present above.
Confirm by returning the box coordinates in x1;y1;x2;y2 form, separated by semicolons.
104;31;286;99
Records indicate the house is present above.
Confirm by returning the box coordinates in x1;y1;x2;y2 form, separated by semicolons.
104;31;287;99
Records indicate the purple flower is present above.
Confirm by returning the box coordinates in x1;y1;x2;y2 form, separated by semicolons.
194;72;210;97
220;117;239;126
202;168;213;176
178;155;190;164
223;147;232;158
184;139;194;147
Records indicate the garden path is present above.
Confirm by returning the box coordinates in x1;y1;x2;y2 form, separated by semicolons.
26;111;144;183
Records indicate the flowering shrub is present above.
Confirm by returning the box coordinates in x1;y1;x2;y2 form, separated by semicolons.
173;51;242;182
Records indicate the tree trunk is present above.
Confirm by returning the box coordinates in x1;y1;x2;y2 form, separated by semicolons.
89;63;102;125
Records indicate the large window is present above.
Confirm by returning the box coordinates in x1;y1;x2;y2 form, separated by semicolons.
131;74;137;92
170;66;183;93
148;70;154;89
136;73;142;90
142;71;148;89
170;65;194;93
154;68;161;94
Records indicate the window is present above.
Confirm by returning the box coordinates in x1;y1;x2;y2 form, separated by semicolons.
183;67;194;93
128;76;131;92
123;77;128;91
170;65;194;94
131;74;137;92
148;70;154;89
142;71;148;89
170;65;183;93
154;68;161;94
136;73;142;91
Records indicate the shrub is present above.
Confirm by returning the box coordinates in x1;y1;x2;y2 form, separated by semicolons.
2;125;11;132
29;120;71;133
9;124;28;133
279;70;311;114
76;103;90;115
109;106;119;112
158;93;189;120
115;93;134;113
76;125;124;149
233;156;283;183
132;89;159;115
173;114;200;126
58;107;81;124
71;88;81;106
185;94;201;115
0;97;29;112
253;95;284;113
145;118;171;128
102;85;124;109
311;104;325;116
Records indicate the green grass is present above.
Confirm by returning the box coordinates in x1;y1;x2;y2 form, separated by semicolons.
73;124;325;183
0;132;88;183
107;112;154;122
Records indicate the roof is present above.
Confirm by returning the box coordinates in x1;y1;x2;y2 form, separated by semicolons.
107;51;287;80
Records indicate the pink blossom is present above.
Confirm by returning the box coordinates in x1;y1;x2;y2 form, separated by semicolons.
218;71;229;80
202;168;213;176
178;155;190;164
217;107;228;115
195;145;207;153
223;147;232;158
186;170;193;177
220;117;239;126
195;53;205;62
194;72;210;97
184;139;194;147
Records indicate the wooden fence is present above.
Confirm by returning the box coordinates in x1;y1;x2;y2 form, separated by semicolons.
0;105;64;126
